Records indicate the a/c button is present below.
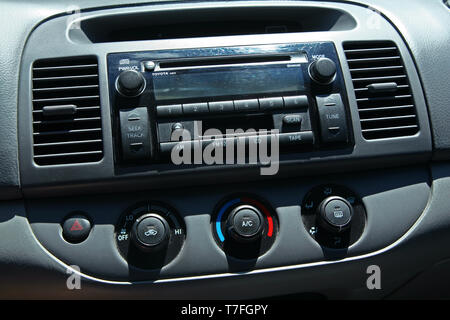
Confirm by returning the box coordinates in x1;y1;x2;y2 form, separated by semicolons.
231;207;263;238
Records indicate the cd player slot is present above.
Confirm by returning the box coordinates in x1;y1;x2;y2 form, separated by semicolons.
156;53;306;70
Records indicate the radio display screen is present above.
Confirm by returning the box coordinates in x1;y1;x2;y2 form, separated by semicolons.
152;65;304;101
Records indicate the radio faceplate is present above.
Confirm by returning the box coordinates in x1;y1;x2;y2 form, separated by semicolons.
107;42;352;168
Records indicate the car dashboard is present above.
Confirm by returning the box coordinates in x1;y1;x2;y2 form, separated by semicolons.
0;0;449;299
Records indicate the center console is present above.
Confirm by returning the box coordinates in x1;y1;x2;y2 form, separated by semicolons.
16;1;432;285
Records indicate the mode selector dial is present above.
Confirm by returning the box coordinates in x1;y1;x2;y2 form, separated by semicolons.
131;213;170;251
116;70;146;97
226;205;264;242
317;196;353;233
309;58;337;84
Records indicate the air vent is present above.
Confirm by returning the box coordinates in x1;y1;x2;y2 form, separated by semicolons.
343;41;419;140
32;56;103;165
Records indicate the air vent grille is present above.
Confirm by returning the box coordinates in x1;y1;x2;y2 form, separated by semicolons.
343;41;419;140
32;56;103;165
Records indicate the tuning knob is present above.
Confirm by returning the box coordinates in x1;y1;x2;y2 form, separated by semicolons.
116;70;146;97
309;58;337;84
317;196;353;233
226;205;264;242
131;213;170;251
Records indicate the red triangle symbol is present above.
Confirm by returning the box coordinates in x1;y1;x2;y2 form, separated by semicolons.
70;220;83;231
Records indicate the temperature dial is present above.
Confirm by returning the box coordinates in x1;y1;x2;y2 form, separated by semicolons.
115;202;185;269
213;195;278;260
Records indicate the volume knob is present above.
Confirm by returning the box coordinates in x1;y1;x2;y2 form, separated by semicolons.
309;58;337;84
116;70;146;97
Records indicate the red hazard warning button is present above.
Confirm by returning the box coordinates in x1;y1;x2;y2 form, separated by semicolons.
62;215;91;243
70;220;84;231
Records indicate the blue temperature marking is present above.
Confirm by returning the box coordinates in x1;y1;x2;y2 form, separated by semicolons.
216;198;240;242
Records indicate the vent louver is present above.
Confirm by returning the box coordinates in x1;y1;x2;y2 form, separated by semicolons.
32;56;103;165
343;41;419;140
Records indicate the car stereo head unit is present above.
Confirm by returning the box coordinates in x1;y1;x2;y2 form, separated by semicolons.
107;42;352;167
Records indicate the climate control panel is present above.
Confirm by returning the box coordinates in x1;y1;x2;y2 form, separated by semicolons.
111;187;365;269
27;166;430;282
112;189;367;269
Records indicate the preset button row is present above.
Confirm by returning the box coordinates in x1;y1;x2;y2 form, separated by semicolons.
156;95;309;117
